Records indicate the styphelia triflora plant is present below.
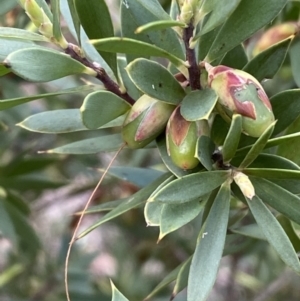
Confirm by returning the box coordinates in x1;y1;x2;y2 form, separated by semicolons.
1;0;300;300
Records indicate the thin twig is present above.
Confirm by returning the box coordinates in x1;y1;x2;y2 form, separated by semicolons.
64;144;125;301
65;43;135;105
183;24;201;90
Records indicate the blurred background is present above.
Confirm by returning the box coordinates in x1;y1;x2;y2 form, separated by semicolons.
0;1;300;301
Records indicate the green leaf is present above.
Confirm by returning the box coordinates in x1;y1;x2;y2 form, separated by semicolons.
220;44;248;69
0;39;34;60
243;37;292;81
0;27;47;42
18;109;124;134
239;121;275;168
246;195;300;274
92;38;187;77
45;134;124;154
144;202;164;226
290;36;300;87
159;199;206;240
111;281;129;301
126;58;186;104
198;25;221;61
277;215;300;252
195;135;215;171
251;177;300;225
0;64;10;76
172;256;192;298
150;170;230;204
78;173;171;238
77;199;125;215
135;20;186;34
230;224;266;240
66;0;81;43
74;0;117;78
144;259;188;301
80;91;131;129
51;0;64;44
188;182;231;301
106;167;164;188
0;198;18;247
197;0;241;37
5;47;95;82
244;168;300;179
271;89;300;135
211;114;230;146
206;0;289;61
222;114;242;163
0;85;94;110
180;89;218;121
120;0;184;60
35;0;53;21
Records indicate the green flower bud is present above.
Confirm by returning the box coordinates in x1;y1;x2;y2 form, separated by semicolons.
122;94;175;149
232;171;255;200
205;63;275;137
253;22;299;56
166;106;201;170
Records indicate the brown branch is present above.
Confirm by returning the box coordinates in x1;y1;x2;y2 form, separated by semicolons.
65;43;135;105
183;24;201;90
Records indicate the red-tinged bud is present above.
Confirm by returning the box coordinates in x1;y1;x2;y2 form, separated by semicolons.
166;106;200;170
205;63;275;137
122;94;175;149
253;22;299;56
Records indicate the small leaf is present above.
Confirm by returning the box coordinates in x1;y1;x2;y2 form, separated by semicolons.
195;135;215;171
18;109;124;133
111;281;129;301
0;27;47;42
0;85;94;111
80;91;131;129
188;182;231;301
206;0;289;61
45;134;124;154
290;36;300;87
246;195;300;274
92;38;187;76
159;199;206;240
239;121;275;168
222;114;242;163
126;58;186;104
243;37;292;81
220;44;248;69
135;20;186;34
74;0;117;78
5;47;95;82
180;89;218;121
150;170;230;204
251;177;300;225
172;257;192;298
51;0;64;44
271;89;300;135
66;0;81;43
78;173;171;238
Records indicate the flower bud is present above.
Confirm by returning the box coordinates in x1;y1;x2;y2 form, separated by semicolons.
232;171;255;200
205;63;275;137
122;94;175;149
25;0;49;27
253;22;299;56
166;106;201;170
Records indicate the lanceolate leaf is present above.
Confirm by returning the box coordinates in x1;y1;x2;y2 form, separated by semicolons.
51;0;64;44
290;36;300;87
188;182;231;301
0;85;95;110
135;20;186;34
180;89;218;121
0;39;35;60
92;38;188;76
251;177;300;224
80;91;131;129
239;122;275;169
206;0;289;61
74;0;117;78
244;168;300;179
111;281;129;301
271;89;300;135
222;114;242;163
4;47;96;82
150;170;230;204
0;27;47;42
78;173;171;238
196;135;215;171
243;37;292;81
246;195;300;274
66;0;81;43
126;58;186;104
45;134;124;154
